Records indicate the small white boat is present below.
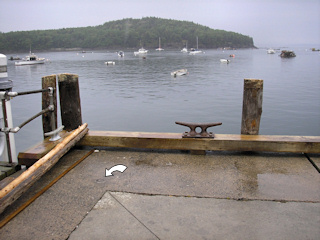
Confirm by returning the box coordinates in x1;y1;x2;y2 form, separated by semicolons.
105;61;115;65
267;48;276;54
171;69;188;77
181;41;188;53
155;37;164;51
189;49;202;55
181;47;188;53
15;51;46;66
189;37;203;55
118;51;124;57
220;59;230;63
134;48;148;56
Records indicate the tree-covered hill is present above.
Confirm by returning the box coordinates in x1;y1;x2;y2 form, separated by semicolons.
0;17;255;53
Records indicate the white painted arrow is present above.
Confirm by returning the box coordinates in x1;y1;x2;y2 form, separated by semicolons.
105;164;127;177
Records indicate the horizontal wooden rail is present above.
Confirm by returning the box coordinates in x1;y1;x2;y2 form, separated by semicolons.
77;131;320;153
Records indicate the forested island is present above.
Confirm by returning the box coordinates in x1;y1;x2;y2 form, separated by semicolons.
0;17;255;53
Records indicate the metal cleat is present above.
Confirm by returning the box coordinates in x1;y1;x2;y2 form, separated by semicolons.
44;125;64;141
175;121;222;138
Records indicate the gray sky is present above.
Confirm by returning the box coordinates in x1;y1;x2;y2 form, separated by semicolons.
1;0;319;47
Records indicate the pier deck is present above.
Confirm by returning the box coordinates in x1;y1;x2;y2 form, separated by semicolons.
0;148;319;239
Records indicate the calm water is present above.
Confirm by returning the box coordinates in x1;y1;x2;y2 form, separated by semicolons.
5;47;320;153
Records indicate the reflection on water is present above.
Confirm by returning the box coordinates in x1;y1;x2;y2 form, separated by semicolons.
5;48;320;152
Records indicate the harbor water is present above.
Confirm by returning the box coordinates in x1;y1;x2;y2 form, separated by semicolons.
5;47;320;153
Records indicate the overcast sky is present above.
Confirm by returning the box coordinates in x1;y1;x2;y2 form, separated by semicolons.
1;0;319;47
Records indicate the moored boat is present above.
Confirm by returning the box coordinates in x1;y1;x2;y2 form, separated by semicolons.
171;69;188;77
189;37;203;55
15;51;46;66
9;56;21;60
181;47;188;53
189;49;202;55
267;48;276;54
220;59;230;63
134;48;148;56
181;41;188;53
105;61;115;65
155;37;164;51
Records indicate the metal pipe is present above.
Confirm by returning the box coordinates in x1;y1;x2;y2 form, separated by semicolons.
15;88;51;96
16;107;52;131
0;107;52;134
48;87;60;140
49;87;55;131
0;88;55;134
1;98;12;163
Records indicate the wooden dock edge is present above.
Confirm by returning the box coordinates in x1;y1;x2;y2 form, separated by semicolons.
77;131;320;154
18;130;71;167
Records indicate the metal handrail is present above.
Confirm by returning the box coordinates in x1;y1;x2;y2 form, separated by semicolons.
0;87;60;163
0;88;55;134
7;88;51;97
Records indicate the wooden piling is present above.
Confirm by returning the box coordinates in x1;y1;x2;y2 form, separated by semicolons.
241;79;263;135
58;73;82;131
42;75;57;137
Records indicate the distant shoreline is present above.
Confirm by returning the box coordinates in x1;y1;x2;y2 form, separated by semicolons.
4;46;259;55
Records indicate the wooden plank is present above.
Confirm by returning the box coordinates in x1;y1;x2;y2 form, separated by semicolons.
18;130;70;167
42;74;57;137
0;124;88;214
0;149;94;229
0;176;15;190
77;131;320;153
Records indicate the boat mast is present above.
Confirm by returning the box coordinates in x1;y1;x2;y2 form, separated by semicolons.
196;36;198;50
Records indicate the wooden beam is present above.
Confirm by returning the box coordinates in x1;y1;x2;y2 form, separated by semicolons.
0;124;88;214
18;130;70;167
77;131;320;154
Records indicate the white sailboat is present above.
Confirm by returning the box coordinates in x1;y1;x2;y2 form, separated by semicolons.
189;37;202;55
156;37;164;51
181;41;188;53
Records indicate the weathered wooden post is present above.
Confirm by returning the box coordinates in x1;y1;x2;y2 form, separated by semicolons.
241;79;263;135
42;75;57;137
58;73;82;131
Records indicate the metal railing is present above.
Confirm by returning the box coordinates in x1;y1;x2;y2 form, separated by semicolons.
0;87;63;163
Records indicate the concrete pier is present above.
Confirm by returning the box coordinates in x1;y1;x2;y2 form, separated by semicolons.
0;149;319;239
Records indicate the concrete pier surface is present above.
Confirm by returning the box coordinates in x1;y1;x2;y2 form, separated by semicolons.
0;149;319;239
